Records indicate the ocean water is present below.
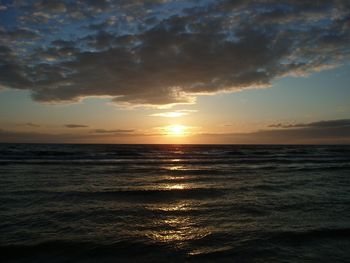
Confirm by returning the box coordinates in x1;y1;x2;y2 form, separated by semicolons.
0;144;349;262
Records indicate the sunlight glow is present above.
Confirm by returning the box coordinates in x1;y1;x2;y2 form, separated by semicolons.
166;125;187;136
150;110;197;118
151;112;186;118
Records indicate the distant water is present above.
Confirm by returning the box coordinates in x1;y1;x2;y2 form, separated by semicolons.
0;144;350;262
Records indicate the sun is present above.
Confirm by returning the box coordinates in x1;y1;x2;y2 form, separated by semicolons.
166;125;187;136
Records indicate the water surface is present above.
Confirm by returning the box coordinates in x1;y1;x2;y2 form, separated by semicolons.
0;144;349;262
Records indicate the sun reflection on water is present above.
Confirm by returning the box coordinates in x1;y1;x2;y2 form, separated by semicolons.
164;175;185;180
145;201;211;244
164;183;186;190
142;159;212;245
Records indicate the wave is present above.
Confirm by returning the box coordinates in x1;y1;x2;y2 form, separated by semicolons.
5;188;225;202
0;240;184;262
291;164;350;172
269;227;350;243
1;157;349;166
1;229;349;262
188;228;350;260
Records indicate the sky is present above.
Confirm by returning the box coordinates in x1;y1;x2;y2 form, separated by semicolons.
0;0;349;144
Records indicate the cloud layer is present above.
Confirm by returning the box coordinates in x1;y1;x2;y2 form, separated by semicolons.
268;119;350;129
65;124;89;128
195;119;350;144
1;119;349;144
1;0;349;106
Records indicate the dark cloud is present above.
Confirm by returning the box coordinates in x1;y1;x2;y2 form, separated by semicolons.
239;119;350;144
87;18;117;31
190;119;350;144
0;129;83;143
92;129;135;134
83;31;116;50
268;119;350;129
35;0;67;13
0;28;40;40
0;129;141;143
65;124;89;128
1;1;349;106
0;45;32;89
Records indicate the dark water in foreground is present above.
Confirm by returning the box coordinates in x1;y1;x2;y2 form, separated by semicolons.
0;144;349;262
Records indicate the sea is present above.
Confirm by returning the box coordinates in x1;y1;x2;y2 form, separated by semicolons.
0;144;349;262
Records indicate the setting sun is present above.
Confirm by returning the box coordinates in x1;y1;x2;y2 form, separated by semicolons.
166;125;187;136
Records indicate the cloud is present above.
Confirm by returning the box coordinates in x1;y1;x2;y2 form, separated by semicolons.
247;120;350;144
64;124;89;128
215;119;350;144
35;0;67;13
0;28;40;41
0;129;138;143
92;129;135;134
14;122;41;128
0;1;350;106
268;119;350;129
